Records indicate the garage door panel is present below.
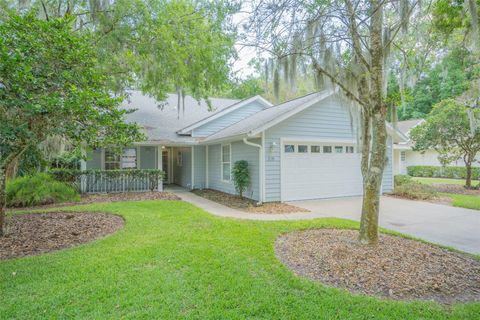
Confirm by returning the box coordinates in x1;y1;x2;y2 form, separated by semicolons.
282;142;363;201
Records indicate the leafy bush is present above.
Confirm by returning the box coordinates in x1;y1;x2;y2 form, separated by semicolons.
392;180;437;200
6;173;80;207
232;160;250;198
407;166;480;179
394;175;412;187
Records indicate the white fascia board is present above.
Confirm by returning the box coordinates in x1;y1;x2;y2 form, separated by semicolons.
386;123;409;143
247;90;335;137
176;96;272;135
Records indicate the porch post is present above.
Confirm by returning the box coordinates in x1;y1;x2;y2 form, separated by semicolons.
157;145;163;191
79;145;87;193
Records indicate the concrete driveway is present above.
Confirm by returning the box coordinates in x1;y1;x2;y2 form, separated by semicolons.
289;196;480;255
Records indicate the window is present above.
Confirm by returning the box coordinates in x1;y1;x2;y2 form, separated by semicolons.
401;151;406;161
284;144;295;153
104;149;120;170
311;145;321;153
323;146;332;153
121;148;137;169
298;145;308;153
221;144;231;181
177;151;183;166
335;146;343;153
345;146;354;154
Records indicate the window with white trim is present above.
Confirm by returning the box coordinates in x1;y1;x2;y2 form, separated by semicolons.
104;149;120;170
284;144;295;153
323;146;332;153
311;145;321;153
401;151;406;161
345;146;355;153
221;144;231;181
121;148;137;169
298;145;308;153
335;146;344;153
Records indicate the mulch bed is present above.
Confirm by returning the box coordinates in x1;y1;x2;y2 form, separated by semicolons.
275;229;480;304
7;192;180;212
192;189;308;214
0;212;124;260
431;184;480;196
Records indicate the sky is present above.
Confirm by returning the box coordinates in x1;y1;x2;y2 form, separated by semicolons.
230;8;263;79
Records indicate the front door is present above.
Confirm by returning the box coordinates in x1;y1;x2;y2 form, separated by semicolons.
162;150;170;183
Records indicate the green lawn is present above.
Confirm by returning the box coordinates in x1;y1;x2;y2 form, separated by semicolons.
412;177;468;185
1;201;479;319
447;194;480;211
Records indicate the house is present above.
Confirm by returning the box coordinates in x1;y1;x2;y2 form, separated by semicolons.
392;119;480;175
85;90;407;202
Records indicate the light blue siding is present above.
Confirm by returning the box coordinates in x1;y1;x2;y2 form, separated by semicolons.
382;137;394;192
263;95;393;201
173;147;192;188
193;146;206;189
207;140;260;200
264;96;357;202
139;146;157;169
193;102;265;137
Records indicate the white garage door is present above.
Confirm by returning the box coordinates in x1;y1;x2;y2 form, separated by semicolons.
282;141;363;201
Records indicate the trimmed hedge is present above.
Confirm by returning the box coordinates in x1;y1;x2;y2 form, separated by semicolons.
407;166;480;179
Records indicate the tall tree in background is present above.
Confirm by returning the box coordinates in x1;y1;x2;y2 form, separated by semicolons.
410;100;480;187
0;14;144;235
1;0;237;111
248;0;419;244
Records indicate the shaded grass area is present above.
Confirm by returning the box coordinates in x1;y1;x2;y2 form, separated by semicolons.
412;177;468;185
1;200;479;319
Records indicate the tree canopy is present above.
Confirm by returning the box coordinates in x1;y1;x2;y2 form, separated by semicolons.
410;99;480;187
0;13;143;234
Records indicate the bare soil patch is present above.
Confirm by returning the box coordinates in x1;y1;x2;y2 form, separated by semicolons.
192;189;308;214
8;191;180;211
275;229;480;304
1;212;124;260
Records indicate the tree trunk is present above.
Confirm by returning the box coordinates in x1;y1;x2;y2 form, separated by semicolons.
465;161;472;188
0;166;6;237
359;114;388;245
358;0;386;245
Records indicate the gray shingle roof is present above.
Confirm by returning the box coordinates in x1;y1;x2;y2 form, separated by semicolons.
122;91;239;144
395;119;424;136
203;91;334;143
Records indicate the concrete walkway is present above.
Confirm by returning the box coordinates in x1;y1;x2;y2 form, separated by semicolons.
169;186;480;255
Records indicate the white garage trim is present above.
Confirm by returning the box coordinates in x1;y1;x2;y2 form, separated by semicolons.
280;137;363;202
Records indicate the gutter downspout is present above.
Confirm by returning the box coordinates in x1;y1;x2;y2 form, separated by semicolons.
243;136;264;204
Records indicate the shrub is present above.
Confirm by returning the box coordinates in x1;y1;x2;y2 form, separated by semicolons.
394;175;412;187
407;165;480;179
6;173;80;207
392;180;437;200
232;160;250;198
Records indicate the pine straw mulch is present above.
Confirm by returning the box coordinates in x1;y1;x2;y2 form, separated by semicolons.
7;192;180;212
275;229;480;304
0;212;124;260
431;184;480;196
192;189;309;214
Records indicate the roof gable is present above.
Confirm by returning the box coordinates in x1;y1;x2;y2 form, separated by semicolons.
176;95;272;135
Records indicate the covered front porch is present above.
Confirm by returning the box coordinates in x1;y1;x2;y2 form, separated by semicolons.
84;144;202;191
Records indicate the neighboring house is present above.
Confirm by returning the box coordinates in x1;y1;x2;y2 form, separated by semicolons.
85;90;406;202
393;119;480;175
